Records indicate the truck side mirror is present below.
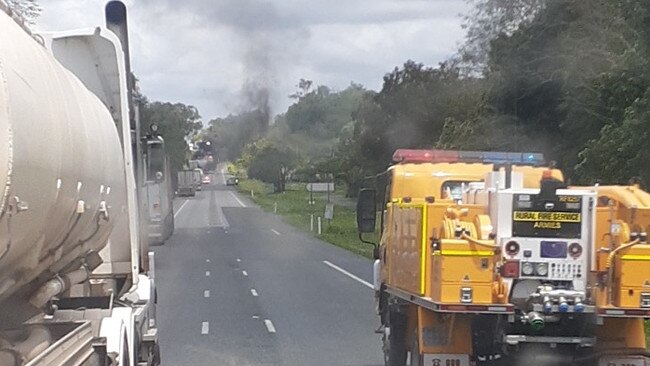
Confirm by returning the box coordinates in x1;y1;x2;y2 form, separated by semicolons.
357;188;377;233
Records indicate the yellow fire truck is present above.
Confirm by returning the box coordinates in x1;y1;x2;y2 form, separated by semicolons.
356;149;650;366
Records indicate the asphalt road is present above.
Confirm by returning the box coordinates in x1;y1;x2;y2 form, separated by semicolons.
153;169;383;366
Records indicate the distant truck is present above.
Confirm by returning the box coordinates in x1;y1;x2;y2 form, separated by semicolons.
193;168;203;191
178;170;197;196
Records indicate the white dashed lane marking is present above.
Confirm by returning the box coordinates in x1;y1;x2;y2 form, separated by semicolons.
264;319;276;334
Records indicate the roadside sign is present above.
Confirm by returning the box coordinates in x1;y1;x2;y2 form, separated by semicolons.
307;183;334;192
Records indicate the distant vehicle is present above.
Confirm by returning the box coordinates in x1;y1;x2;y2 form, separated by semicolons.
226;176;239;186
202;175;211;184
193;168;203;191
177;170;196;196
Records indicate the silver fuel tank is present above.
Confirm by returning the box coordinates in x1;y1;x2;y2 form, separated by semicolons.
0;11;128;302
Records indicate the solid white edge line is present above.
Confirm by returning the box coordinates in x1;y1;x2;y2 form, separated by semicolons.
204;290;210;298
322;260;373;289
251;289;258;297
264;319;276;334
242;270;248;276
174;200;189;218
270;229;281;235
201;321;209;334
229;191;247;208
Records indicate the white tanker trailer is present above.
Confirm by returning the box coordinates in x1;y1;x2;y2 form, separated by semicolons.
0;1;159;365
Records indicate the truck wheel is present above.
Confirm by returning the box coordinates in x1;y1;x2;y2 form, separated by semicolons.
151;343;161;366
385;311;407;366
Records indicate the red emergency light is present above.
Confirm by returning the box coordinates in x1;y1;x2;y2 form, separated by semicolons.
392;149;434;163
392;149;459;163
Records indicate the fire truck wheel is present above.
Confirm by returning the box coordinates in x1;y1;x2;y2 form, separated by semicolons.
386;311;407;366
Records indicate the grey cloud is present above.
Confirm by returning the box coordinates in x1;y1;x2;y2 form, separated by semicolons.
141;0;310;126
141;0;301;32
36;0;471;120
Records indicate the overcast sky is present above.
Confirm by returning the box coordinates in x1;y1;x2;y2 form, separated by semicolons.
36;0;471;122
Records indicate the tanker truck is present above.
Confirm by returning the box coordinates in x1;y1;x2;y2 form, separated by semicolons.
0;2;160;365
357;149;650;366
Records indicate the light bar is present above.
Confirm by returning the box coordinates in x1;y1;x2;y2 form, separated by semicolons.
392;149;545;166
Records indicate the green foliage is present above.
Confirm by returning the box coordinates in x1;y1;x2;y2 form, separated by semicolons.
210;82;370;192
458;0;545;72
284;84;365;139
327;61;484;195
576;91;650;185
482;0;650;172
203;109;269;161
242;139;301;192
139;99;203;181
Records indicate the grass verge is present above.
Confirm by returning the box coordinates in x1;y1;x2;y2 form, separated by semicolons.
237;179;375;258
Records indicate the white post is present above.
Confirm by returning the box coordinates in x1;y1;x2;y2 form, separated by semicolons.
310;214;314;231
274;202;277;213
317;217;322;235
251;190;254;198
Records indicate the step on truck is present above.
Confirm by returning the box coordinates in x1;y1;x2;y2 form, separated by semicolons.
357;149;650;366
0;2;161;365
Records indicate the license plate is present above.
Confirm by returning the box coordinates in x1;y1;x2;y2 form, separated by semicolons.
423;354;469;366
599;356;648;366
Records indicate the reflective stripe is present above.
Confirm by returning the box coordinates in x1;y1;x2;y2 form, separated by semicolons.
620;255;650;261
434;250;495;257
420;205;427;295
